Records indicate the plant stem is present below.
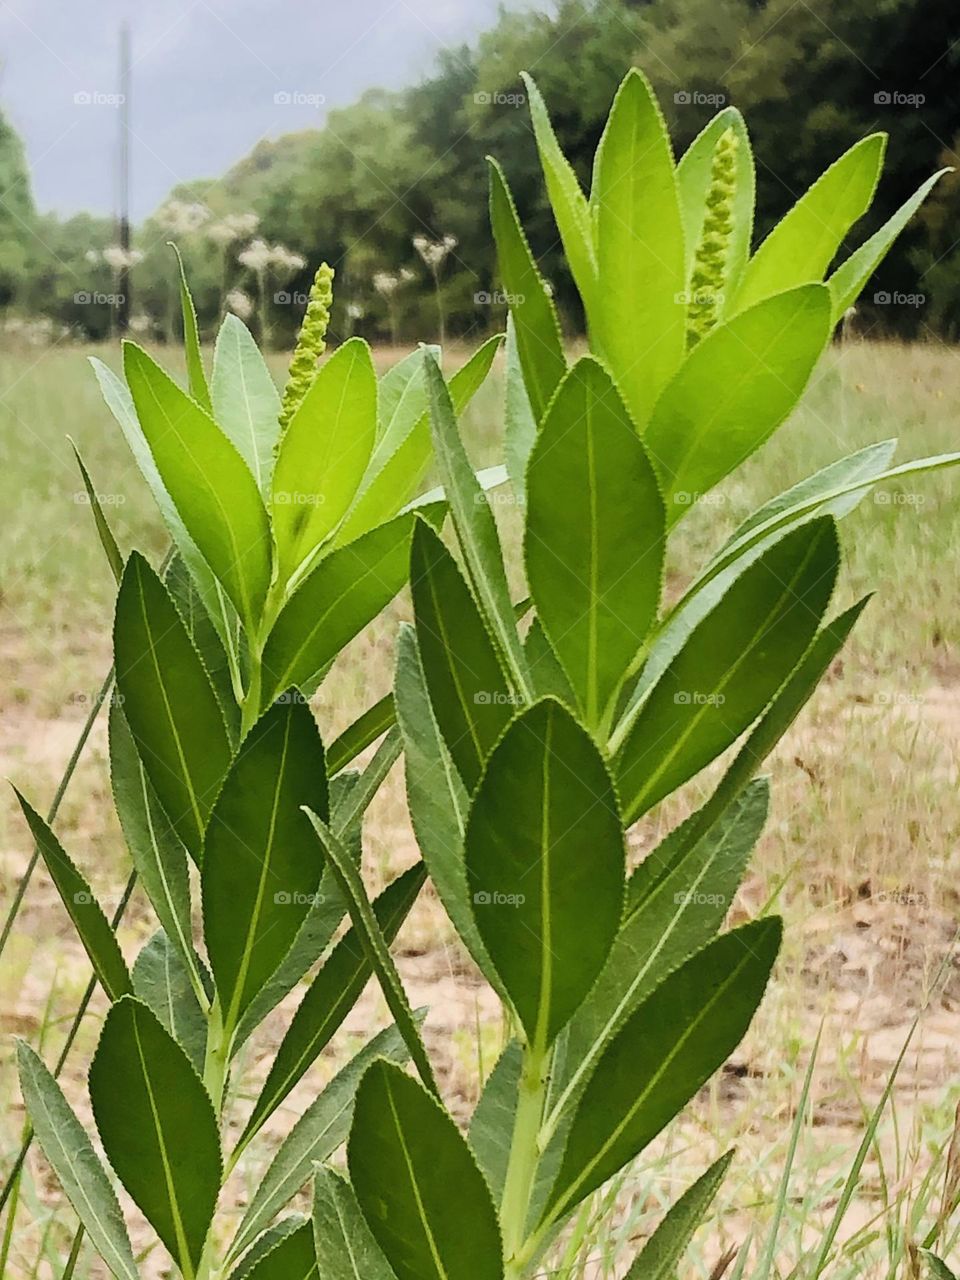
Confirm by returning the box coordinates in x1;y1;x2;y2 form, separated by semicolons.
500;1042;549;1277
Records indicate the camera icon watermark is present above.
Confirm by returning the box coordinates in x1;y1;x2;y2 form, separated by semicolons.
274;91;326;107
674;90;727;107
473;890;526;906
874;90;925;108
474;90;526;107
673;690;726;706
74;90;126;107
873;290;925;308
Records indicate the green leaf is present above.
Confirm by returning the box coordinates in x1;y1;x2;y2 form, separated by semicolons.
89;996;222;1275
164;552;242;742
466;699;624;1048
305;814;438;1096
732;134;886;314
114;552;232;860
227;1021;412;1266
922;1252;959;1280
828;169;950;321
624;1150;734;1279
487;157;566;425
615;518;840;823
411;519;514;791
261;510;422;707
123;340;272;629
69;440;124;582
424;353;528;693
377;345;437;437
521;72;598;308
525;357;665;725
109;703;198;992
14;790;131;1002
16;1042;140;1280
645;285;832;521
272;338;378;582
313;1169;397;1280
523;618;576;705
327;694;395;776
469;1040;522;1202
132;930;208;1074
171;243;212;415
348;1060;503;1280
677;107;755;309
231;1219;308;1280
503;316;537;504
544;918;781;1225
230;1222;318;1280
591;68;686;430
202;698;328;1031
239;864;424;1147
211;313;282;495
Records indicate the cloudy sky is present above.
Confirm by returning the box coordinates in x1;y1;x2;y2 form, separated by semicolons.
0;0;535;220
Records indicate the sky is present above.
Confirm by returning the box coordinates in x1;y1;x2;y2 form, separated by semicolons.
0;0;534;221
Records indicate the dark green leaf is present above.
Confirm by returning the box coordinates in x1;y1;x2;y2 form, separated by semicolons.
313;1169;397;1280
625;1151;734;1279
164;552;242;742
523;618;576;706
469;1040;522;1203
327;694;395;776
70;441;123;582
132;930;208;1074
230;1222;318;1280
230;1218;309;1280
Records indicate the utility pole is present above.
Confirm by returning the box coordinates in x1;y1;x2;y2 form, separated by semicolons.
117;22;131;333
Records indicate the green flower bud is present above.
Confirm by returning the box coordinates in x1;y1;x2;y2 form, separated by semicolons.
278;262;335;432
687;128;738;349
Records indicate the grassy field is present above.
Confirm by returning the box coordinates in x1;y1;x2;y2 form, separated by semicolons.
0;335;959;1277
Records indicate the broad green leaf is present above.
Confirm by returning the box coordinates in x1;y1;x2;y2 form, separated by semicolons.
211;313;282;494
615;518;840;823
488;157;566;425
370;350;429;470
16;1042;140;1280
732;134;886;314
503;316;537;504
466;699;624;1048
14;790;131;1003
551;781;768;1121
544;918;781;1225
230;1222;318;1280
645;285;832;521
377;345;438;437
109;703;197;991
171;243;212;415
394;625;496;979
70;441;123;582
123;340;272;628
313;1169;397;1280
922;1252;959;1280
202;699;328;1031
272;338;378;581
469;1040;522;1202
525;357;664;725
231;1219;308;1280
523;617;576;705
348;1060;503;1280
411;519;513;791
90;356;241;654
424;353;528;693
227;1021;412;1266
89;996;222;1274
261;510;422;707
164;552;241;741
239;864;425;1146
625;1151;734;1279
829;169;950;321
521;72;597;307
327;694;395;776
305;814;437;1096
592;68;686;430
677;108;755;309
132;930;208;1073
114;552;232;860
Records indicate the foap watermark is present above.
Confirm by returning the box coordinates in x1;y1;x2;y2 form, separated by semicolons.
674;90;727;107
475;290;526;306
474;690;527;706
874;290;925;308
274;890;327;906
673;690;726;706
874;886;928;907
473;890;526;907
74;291;125;307
274;91;326;108
675;289;725;309
673;890;728;907
475;489;525;508
874;490;926;507
68;689;125;708
673;491;726;509
874;90;925;108
273;689;311;706
275;291;311;307
474;90;526;107
875;689;925;707
74;90;125;107
273;490;325;507
73;490;125;506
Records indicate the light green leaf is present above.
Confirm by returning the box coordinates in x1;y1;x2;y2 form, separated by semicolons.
17;1041;140;1280
171;243;212;415
202;699;328;1031
503;316;537;504
227;1022;412;1266
525;357;664;726
488;157;566;424
348;1060;503;1280
922;1252;959;1280
625;1151;734;1279
132;931;208;1074
732;134;886;314
828;169;950;321
313;1169;397;1280
677;108;754;309
466;699;624;1049
230;1222;318;1280
615;518;840;823
327;694;395;776
469;1040;522;1202
272;338;378;582
645;285;832;521
89;996;222;1275
211;313;282;494
544;919;781;1225
14;790;131;1003
521;72;597;307
591;68;686;430
239;864;424;1147
377;345;438;438
114;552;232;860
123;341;272;628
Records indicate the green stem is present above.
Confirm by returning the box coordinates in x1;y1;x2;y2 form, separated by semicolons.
60;1225;84;1280
500;1042;549;1277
